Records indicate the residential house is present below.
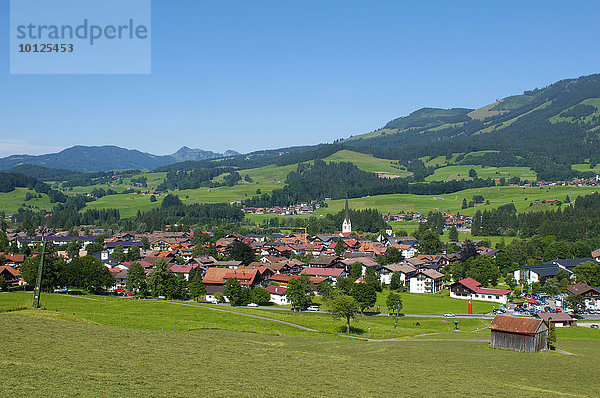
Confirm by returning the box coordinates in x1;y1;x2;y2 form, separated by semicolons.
409;268;443;294
378;263;416;285
449;277;512;304
566;282;600;310
266;285;289;305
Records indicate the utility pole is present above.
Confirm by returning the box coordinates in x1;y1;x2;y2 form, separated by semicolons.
394;300;400;329
32;238;46;309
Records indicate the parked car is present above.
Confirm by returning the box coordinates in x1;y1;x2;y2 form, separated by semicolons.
247;303;258;307
306;305;320;312
591;324;599;329
443;313;455;317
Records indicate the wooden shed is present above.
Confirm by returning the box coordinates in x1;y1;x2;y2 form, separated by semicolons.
489;315;548;352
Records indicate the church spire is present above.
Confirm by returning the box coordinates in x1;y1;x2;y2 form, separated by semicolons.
342;195;352;233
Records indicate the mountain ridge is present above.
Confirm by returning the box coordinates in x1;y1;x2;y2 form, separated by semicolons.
0;145;241;172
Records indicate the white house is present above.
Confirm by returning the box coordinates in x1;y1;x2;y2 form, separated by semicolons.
266;285;289;305
409;268;443;294
449;277;512;304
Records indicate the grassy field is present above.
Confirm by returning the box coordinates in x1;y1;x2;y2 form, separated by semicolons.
323;150;412;177
425;165;537;182
1;293;600;397
314;185;595;217
0;188;54;214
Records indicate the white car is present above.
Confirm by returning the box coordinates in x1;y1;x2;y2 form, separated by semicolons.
247;303;258;307
306;305;320;312
443;313;455;317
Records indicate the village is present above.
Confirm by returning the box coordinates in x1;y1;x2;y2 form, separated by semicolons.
2;199;599;353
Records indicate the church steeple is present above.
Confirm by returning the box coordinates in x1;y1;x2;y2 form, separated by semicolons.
342;196;352;233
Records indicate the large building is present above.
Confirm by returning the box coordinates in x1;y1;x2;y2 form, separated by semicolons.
409;268;443;294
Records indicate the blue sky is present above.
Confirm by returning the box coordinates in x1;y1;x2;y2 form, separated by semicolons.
1;0;600;157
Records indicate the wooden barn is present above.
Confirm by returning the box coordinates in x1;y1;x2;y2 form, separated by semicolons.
489;315;548;352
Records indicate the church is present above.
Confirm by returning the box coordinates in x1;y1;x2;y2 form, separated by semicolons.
342;197;352;234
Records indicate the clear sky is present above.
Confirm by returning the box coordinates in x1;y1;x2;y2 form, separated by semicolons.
1;0;600;157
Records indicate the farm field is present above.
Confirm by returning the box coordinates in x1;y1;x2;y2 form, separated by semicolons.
322;150;412;177
314;185;596;217
1;293;600;397
425;165;537;182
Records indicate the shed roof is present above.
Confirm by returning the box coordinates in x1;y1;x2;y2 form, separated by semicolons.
489;315;546;335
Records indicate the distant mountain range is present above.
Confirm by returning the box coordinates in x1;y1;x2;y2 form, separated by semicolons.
0;145;241;172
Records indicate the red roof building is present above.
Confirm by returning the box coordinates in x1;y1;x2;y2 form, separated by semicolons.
450;277;512;304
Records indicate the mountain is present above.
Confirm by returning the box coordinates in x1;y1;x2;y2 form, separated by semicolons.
170;146;227;162
342;73;600;179
0;145;241;172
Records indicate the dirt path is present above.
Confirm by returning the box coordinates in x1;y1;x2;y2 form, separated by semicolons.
167;301;489;342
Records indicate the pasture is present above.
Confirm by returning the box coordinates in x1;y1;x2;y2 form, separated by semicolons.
424;165;537;182
314;185;595;217
1;292;599;397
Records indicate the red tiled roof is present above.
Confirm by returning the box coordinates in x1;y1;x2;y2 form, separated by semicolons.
456;277;511;295
266;285;288;295
300;267;343;277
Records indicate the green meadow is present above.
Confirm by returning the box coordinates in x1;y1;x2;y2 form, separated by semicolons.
1;291;600;397
323;150;412;177
314;185;595;217
0;188;54;214
425;165;537;182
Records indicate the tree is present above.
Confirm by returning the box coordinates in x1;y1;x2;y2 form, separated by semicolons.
377;246;404;265
20;254;66;291
505;275;517;290
286;275;313;311
573;261;600;286
448;226;459;242
228;241;255;265
149;194;157;202
350;262;363;278
565;295;584;314
364;266;382;292
147;259;177;298
68;255;115;293
141;236;150;250
224;277;244;305
327;293;360;334
317;280;333;298
468;168;478;178
547;322;556;349
251;287;271;305
188;271;206;302
111;244;126;262
461;198;468;210
460;240;478;262
386;291;403;314
418;230;444;254
351;283;377;312
334;239;345;256
389;272;402;291
126;244;141;261
126;261;148;296
0;275;6;291
66;240;82;259
0;231;9;252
